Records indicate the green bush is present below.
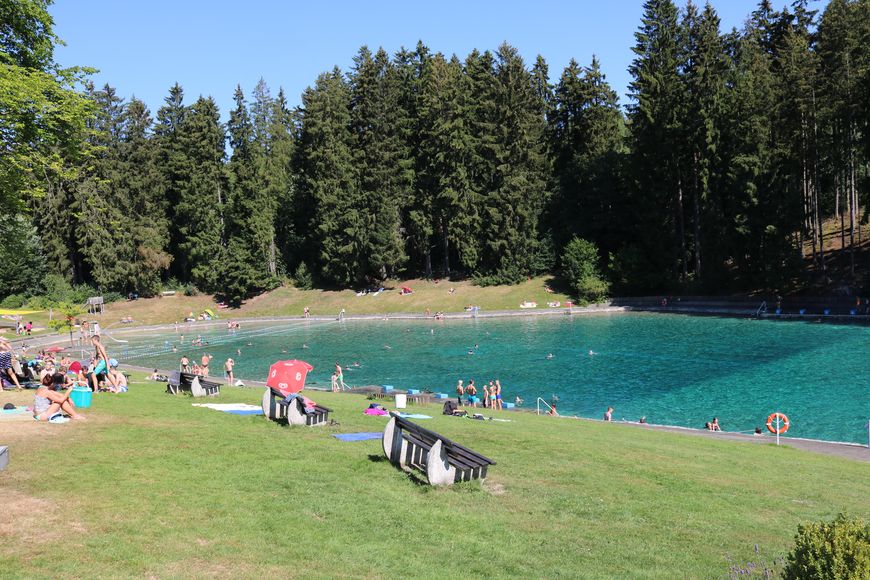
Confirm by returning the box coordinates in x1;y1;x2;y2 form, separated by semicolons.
783;514;870;580
0;293;27;309
293;262;313;290
183;285;200;297
561;237;609;303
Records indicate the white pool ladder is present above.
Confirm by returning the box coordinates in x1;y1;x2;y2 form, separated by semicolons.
536;397;557;415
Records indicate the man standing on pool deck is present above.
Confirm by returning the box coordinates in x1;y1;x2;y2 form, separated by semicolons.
466;379;477;407
335;362;345;389
456;380;464;406
89;335;119;392
224;358;235;384
180;356;190;373
201;354;210;377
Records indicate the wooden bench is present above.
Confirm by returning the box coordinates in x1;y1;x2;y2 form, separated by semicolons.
166;371;221;397
382;414;496;485
261;388;331;426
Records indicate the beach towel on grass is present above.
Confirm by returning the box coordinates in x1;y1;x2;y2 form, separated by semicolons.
192;403;264;416
333;432;383;442
1;406;32;421
396;413;432;419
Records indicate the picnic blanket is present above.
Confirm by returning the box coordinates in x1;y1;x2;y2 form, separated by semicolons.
191;403;264;416
333;432;383;442
396;413;432;420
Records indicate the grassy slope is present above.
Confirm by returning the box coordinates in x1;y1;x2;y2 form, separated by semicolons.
1;376;867;578
5;277;574;333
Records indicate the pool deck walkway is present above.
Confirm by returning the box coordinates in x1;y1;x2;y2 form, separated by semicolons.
609;420;870;463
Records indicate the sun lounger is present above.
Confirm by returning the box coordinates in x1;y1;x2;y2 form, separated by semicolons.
382;414;495;485
261;388;331;426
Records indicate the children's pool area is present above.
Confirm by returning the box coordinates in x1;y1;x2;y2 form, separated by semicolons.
111;313;870;444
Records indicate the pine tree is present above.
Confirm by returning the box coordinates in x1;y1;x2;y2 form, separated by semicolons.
349;47;408;281
154;84;189;281
223;84;268;302
76;84;136;290
266;87;297;277
299;68;359;286
627;0;684;289
679;1;727;285
395;42;432;276
175;96;227;292
475;43;549;283
119;97;171;295
550;56;624;258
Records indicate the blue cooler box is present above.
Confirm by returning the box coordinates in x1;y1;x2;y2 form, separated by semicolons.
70;386;92;408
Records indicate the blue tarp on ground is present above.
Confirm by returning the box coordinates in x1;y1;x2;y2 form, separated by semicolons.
333;432;383;442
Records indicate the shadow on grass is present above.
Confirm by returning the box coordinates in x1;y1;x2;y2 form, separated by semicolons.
367;454;428;486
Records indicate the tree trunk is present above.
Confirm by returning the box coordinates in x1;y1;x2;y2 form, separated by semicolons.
692;150;701;281
441;223;450;276
676;177;687;283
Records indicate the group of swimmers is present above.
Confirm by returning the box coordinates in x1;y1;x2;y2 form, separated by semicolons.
455;378;506;409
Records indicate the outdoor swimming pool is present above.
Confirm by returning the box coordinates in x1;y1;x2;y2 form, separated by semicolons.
111;313;870;444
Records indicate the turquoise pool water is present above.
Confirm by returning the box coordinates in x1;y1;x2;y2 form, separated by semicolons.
112;313;870;444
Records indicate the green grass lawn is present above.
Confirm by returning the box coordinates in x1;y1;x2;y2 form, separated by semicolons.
1;376;867;578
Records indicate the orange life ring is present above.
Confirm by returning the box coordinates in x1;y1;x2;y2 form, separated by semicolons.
766;412;790;434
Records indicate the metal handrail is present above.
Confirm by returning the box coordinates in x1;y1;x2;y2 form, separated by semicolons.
536;397;556;415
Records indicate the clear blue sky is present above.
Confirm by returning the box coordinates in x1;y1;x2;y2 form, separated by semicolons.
50;1;826;119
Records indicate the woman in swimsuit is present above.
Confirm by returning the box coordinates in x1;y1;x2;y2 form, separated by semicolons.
33;374;84;421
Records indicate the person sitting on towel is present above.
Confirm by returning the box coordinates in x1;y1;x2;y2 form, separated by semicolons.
33;374;85;421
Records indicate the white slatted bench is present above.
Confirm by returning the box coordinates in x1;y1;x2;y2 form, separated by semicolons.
166;371;220;397
382;414;495;486
261;388;331;426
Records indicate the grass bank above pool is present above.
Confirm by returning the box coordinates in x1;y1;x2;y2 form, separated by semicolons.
1;377;867;578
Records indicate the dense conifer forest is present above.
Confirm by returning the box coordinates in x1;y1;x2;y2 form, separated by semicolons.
2;0;869;304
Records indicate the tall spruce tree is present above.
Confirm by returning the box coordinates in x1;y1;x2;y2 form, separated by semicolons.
416;53;479;276
475;43;549;283
627;0;684;290
550;57;624;259
154;84;189;281
299;68;360;286
679;1;727;285
349;47;408;280
175;96;227;291
223;84;272;303
119;97;170;295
